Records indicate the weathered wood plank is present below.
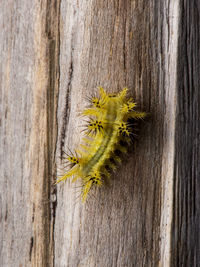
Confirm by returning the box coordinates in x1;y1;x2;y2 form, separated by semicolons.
0;1;60;266
160;1;180;266
171;1;200;266
54;1;179;266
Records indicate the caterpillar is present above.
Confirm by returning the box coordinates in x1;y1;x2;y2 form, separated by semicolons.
57;87;146;202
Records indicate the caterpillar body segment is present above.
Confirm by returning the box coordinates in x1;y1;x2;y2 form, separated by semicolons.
57;87;146;202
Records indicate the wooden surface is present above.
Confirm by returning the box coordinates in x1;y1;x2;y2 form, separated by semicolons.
171;1;200;266
0;1;60;266
0;1;199;267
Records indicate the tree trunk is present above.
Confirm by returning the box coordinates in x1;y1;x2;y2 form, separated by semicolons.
0;1;199;267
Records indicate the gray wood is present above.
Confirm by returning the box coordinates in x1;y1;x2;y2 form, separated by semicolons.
0;0;60;266
0;0;199;267
55;1;178;267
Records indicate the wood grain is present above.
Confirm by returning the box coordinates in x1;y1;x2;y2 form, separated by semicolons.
0;1;60;266
0;0;199;266
171;1;200;266
55;1;178;266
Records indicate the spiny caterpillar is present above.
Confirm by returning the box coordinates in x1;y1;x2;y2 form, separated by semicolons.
57;87;146;202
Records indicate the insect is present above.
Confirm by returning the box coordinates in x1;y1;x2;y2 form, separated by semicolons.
56;87;146;202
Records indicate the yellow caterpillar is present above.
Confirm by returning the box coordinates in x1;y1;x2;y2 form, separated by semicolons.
57;87;146;202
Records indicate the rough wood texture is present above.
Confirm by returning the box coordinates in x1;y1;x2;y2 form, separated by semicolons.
0;1;60;266
0;0;199;267
171;1;200;266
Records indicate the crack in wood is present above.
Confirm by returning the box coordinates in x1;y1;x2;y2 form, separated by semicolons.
60;57;73;159
29;237;34;261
